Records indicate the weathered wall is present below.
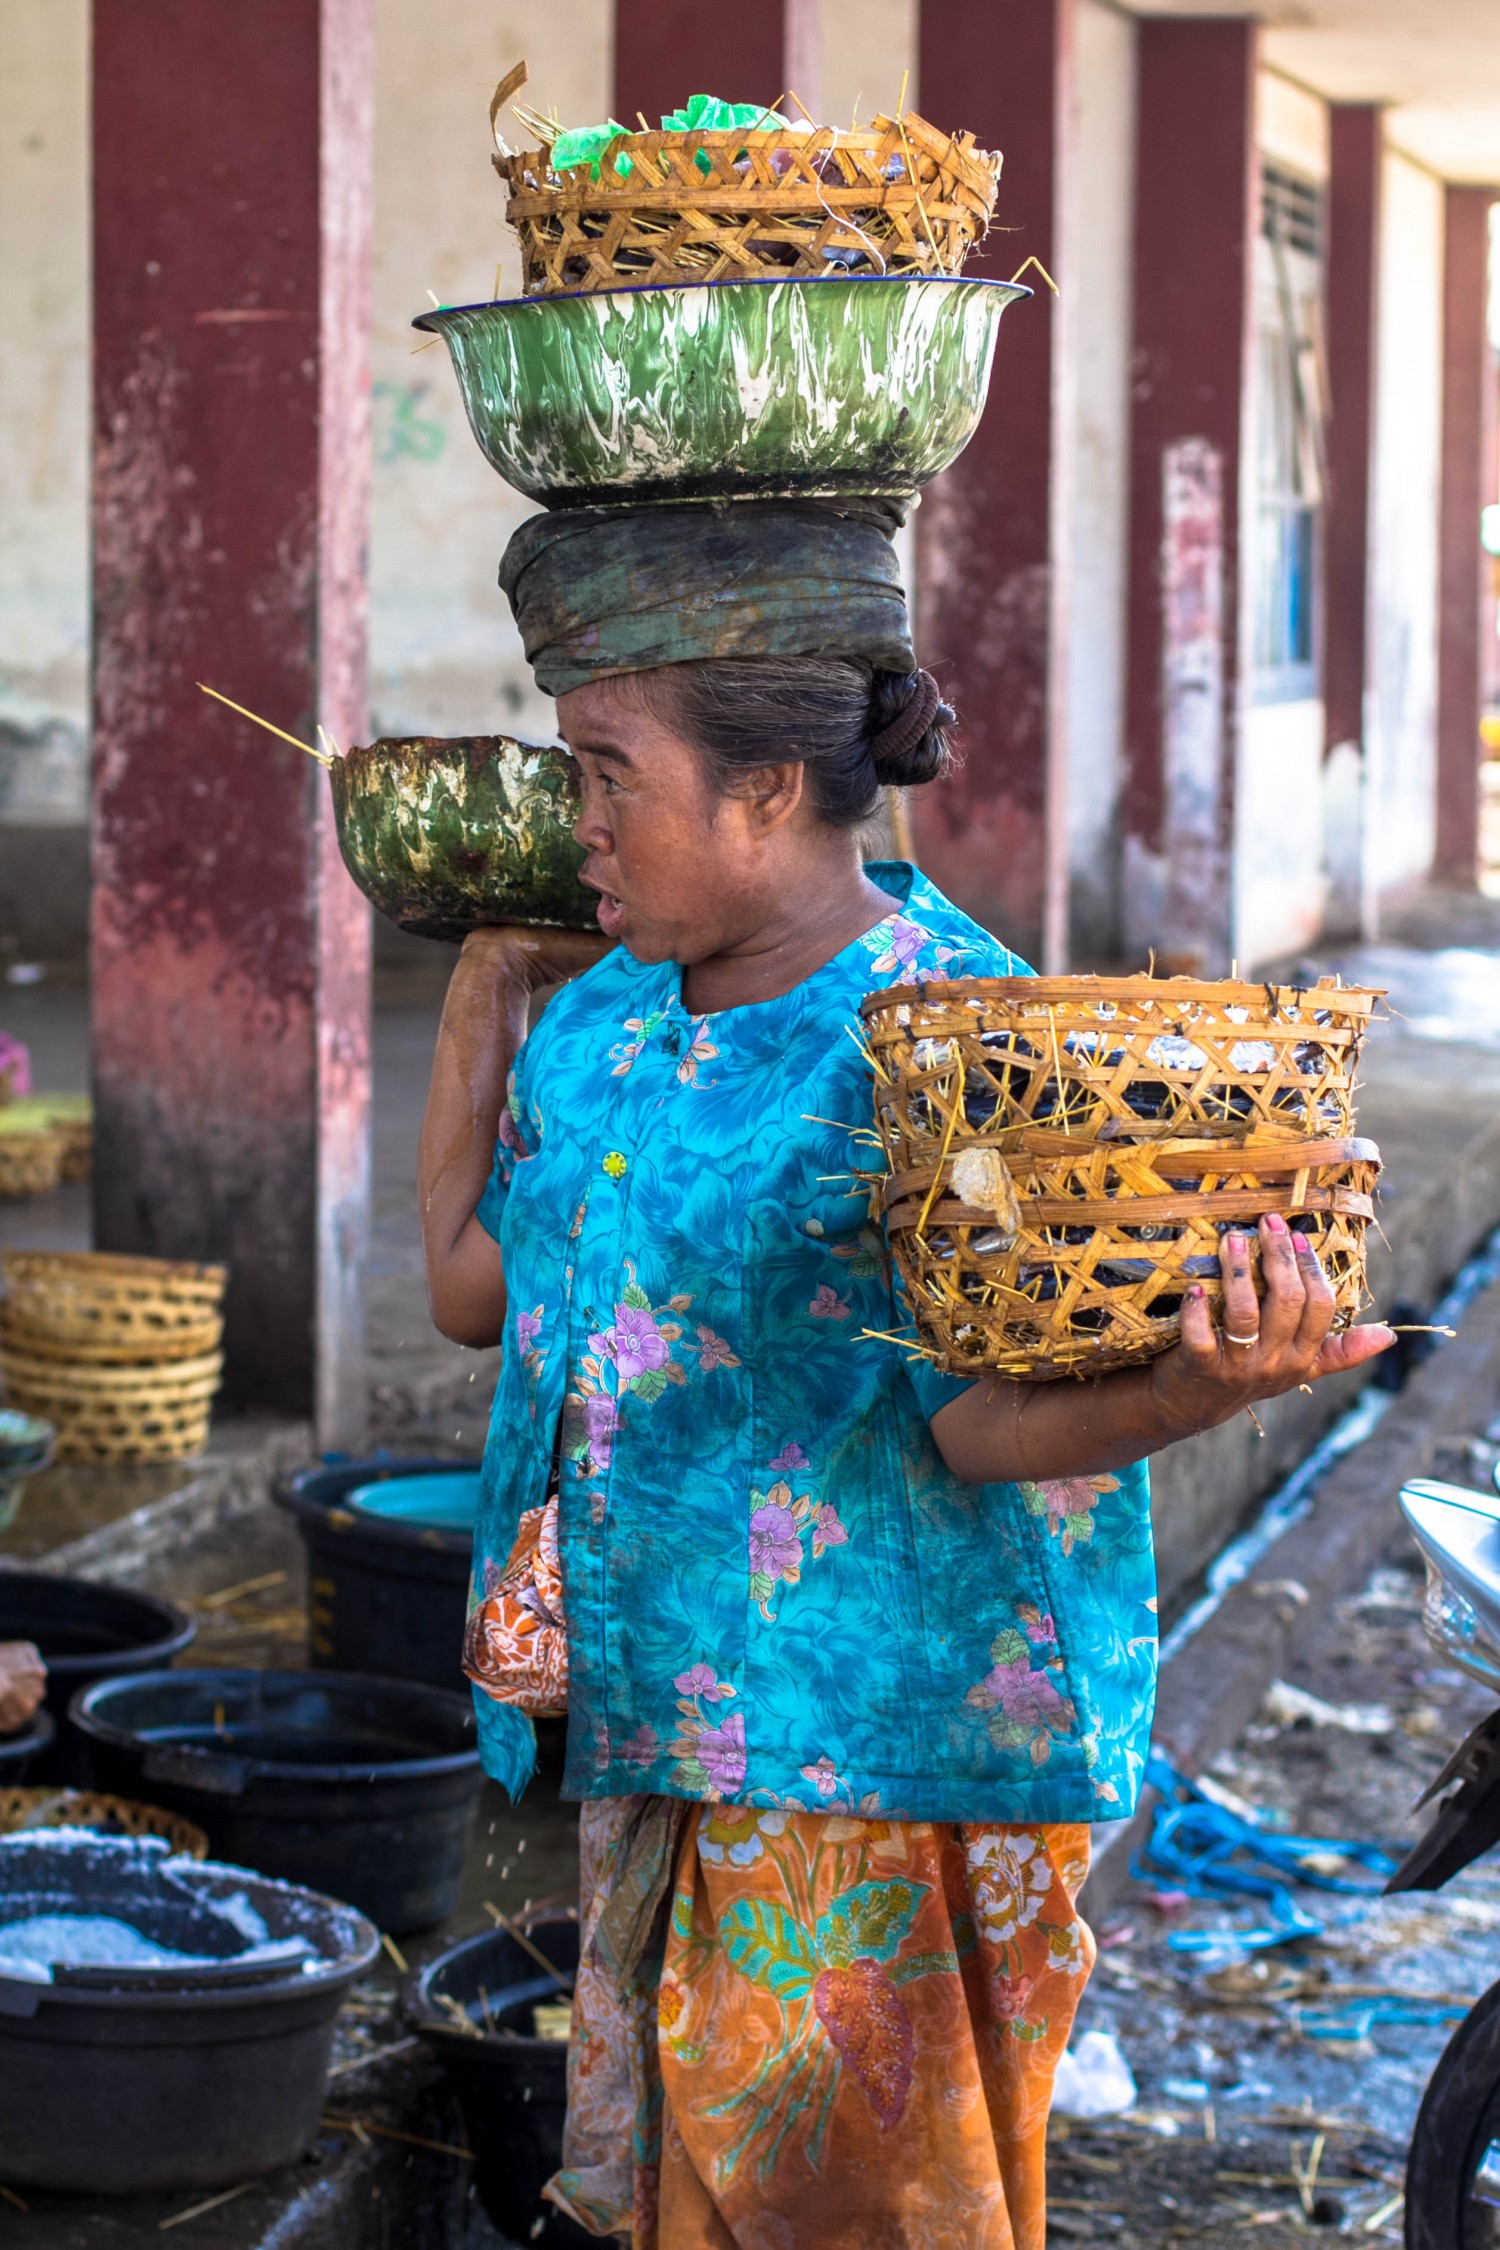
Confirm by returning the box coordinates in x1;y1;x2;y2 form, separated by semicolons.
1061;0;1135;961
366;0;608;750
0;0;935;959
1366;149;1444;915
1233;70;1328;970
0;0;89;830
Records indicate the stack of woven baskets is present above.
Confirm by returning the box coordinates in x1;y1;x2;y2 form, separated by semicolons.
0;1252;226;1463
861;975;1382;1381
0;1096;92;1201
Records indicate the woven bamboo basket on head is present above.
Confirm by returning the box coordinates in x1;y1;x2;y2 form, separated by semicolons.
0;1251;226;1367
0;1788;207;1856
859;974;1383;1381
497;110;1002;296
0;1346;223;1463
0;1130;65;1200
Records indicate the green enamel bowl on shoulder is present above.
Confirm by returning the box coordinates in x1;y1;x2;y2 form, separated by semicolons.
412;274;1030;507
330;736;595;942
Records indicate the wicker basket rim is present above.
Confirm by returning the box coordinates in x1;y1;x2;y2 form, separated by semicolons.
0;1787;208;1855
500;115;999;180
860;974;1384;1018
1;1250;228;1290
0;1347;224;1391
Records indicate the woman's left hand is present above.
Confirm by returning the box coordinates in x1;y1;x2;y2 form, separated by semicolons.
930;1213;1396;1486
1146;1212;1394;1438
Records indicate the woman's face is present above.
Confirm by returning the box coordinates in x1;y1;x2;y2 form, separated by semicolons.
557;677;805;965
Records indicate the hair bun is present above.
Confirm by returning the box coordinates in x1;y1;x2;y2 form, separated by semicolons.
868;669;955;788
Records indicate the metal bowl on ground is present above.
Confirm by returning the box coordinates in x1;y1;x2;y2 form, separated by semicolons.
0;1406;55;1533
406;1915;588;2246
413;273;1029;507
276;1455;480;1692
0;1568;196;1784
330;734;594;941
0;1829;378;2194
71;1667;484;1933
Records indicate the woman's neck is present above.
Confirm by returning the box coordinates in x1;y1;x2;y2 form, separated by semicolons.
680;861;904;1016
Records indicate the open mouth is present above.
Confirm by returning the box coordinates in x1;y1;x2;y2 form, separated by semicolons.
581;873;625;936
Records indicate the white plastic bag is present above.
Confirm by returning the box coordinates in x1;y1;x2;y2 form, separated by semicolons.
1050;2028;1138;2118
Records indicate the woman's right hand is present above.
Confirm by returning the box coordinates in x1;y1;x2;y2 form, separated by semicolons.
457;922;612;995
420;924;610;1350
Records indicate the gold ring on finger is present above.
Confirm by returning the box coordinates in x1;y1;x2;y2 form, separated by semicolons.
1224;1330;1260;1348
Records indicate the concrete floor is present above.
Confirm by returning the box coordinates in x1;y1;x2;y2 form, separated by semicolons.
1049;1400;1500;2244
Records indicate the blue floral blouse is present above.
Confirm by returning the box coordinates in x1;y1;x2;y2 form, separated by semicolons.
472;864;1157;1824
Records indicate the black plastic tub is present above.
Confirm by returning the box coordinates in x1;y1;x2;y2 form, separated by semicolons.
71;1669;483;1933
0;1707;55;1778
0;1567;195;1783
277;1455;479;1692
0;1829;378;2194
407;1916;589;2246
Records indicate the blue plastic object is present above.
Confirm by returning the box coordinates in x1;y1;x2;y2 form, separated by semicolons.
346;1471;482;1534
1136;1754;1397;1952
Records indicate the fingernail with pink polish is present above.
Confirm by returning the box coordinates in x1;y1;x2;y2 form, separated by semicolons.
1293;1233;1316;1256
1265;1213;1287;1235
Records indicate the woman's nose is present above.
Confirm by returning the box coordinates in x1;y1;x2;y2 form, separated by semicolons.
573;796;612;852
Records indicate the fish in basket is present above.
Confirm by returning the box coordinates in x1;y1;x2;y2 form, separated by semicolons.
858;975;1384;1381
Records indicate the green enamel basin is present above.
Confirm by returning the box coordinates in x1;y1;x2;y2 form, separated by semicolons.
330;737;594;942
413;274;1029;507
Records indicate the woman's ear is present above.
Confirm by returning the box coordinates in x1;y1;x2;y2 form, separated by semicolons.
734;760;807;838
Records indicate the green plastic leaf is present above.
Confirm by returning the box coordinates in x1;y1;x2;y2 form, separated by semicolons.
720;1899;819;1999
816;1879;927;1967
659;94;789;133
550;119;632;180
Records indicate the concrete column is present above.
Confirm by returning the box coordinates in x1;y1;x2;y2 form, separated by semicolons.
1321;105;1382;937
613;0;821;125
1122;18;1257;976
913;0;1073;970
1323;109;1382;763
1435;185;1497;884
91;0;374;1443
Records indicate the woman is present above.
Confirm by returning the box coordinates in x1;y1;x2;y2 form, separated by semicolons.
420;501;1391;2248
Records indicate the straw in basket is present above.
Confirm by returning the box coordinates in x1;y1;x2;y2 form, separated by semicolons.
497;109;1002;297
859;975;1383;1381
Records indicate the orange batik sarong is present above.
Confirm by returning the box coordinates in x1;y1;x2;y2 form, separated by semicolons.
548;1798;1095;2250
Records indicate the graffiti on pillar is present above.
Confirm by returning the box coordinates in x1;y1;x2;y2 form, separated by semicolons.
372;380;446;464
1159;437;1227;972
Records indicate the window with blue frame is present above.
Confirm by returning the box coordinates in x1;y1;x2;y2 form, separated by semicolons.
1254;164;1327;699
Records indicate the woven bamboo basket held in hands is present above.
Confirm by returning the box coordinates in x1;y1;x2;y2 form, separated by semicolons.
497;108;1003;297
859;975;1383;1381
